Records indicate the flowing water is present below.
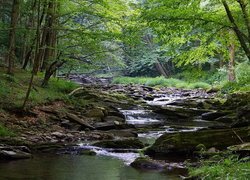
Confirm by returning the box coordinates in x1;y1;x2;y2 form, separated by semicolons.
0;95;209;180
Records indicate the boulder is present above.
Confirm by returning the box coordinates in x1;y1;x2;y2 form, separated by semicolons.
231;106;250;127
130;157;164;170
93;138;145;149
145;126;250;156
85;108;105;118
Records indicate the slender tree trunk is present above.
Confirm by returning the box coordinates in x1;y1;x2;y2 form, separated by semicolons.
42;0;61;86
22;0;41;109
41;60;65;87
155;60;168;77
237;0;250;43
22;0;37;69
228;43;236;81
222;0;250;60
6;0;20;75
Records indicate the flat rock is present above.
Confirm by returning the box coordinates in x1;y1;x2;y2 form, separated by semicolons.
66;113;95;130
146;126;250;156
0;145;32;160
93;138;145;149
201;111;229;121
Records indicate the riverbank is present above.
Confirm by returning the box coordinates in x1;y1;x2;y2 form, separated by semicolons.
0;70;249;179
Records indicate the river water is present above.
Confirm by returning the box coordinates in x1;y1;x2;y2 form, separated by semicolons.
0;95;208;180
0;154;181;180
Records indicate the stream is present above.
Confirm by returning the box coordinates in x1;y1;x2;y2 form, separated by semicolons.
0;87;220;179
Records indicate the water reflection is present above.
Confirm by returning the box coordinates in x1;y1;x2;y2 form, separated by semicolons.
0;154;181;180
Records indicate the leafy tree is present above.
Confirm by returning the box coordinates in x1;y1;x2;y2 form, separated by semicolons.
141;0;250;80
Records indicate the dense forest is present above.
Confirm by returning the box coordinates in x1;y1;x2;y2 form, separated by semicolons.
0;0;249;179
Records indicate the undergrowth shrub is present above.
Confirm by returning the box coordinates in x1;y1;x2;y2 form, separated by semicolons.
0;124;15;137
112;76;211;89
189;154;250;180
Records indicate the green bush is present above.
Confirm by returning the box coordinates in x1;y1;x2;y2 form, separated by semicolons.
220;62;250;93
189;154;250;180
0;124;15;137
188;82;211;89
112;76;211;89
48;78;78;93
236;61;250;85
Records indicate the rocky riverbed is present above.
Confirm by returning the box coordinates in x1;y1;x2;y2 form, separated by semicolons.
0;77;249;179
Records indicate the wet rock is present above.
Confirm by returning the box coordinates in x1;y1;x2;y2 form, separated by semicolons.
85;108;105;118
130;157;164;170
146;126;250;156
231;106;250;127
103;116;125;122
0;145;32;160
51;132;64;138
214;114;236;123
228;143;250;151
66;113;95;130
201;111;229;121
93;122;134;131
107;130;138;138
228;143;250;157
31;143;66;153
93;138;145;149
107;111;125;119
154;106;209;119
223;93;250;109
79;149;96;156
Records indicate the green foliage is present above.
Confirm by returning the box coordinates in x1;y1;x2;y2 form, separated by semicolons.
236;61;250;85
0;68;79;108
48;79;78;94
187;82;211;89
112;76;211;89
0;124;15;137
221;62;250;93
189;154;250;180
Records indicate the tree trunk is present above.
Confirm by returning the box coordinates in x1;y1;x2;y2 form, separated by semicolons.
155;60;168;77
5;0;20;75
22;0;41;109
228;43;236;82
237;0;250;42
222;0;250;60
41;60;65;87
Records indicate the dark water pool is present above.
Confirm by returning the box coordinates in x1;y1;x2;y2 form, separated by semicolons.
0;154;181;180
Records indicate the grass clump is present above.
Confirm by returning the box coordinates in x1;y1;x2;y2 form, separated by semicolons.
0;68;79;108
0;124;15;137
112;76;211;90
189;154;250;180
